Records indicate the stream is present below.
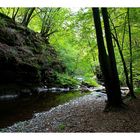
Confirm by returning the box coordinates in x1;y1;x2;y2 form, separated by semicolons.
0;86;128;130
0;89;91;129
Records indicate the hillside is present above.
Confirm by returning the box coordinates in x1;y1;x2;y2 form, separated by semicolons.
0;13;65;94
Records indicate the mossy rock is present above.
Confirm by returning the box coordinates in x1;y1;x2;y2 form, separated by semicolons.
0;13;65;93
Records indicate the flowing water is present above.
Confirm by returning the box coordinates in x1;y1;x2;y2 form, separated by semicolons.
0;90;91;129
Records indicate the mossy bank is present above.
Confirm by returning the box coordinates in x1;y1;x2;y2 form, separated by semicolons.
0;13;71;95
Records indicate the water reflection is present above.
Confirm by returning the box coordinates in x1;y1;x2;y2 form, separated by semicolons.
0;91;91;129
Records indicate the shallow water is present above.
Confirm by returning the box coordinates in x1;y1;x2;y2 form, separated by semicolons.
0;90;91;129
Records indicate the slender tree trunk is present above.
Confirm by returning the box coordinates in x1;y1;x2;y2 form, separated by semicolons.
112;33;131;92
127;8;136;98
92;8;123;109
12;8;19;21
22;9;29;25
22;8;35;27
110;11;136;98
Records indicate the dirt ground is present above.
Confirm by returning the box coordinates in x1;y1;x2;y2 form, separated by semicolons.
1;92;140;132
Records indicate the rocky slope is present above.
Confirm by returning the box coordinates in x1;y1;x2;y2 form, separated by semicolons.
0;13;65;95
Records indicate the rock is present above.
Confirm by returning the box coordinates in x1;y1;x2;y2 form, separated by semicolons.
0;13;65;95
35;87;70;94
0;94;19;101
121;87;129;90
120;87;129;97
19;89;32;97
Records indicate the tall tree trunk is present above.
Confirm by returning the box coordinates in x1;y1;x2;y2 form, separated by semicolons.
101;8;122;106
92;8;123;109
127;8;136;98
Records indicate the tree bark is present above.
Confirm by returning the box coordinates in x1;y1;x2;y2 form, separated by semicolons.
92;8;123;109
101;8;122;106
127;8;136;98
112;33;131;92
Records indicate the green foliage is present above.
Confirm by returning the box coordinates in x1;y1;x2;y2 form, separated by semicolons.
134;88;140;95
50;8;98;77
57;123;65;131
56;73;79;88
83;77;99;87
108;8;140;88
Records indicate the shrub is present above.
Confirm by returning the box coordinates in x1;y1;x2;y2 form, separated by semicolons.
83;77;99;87
56;72;79;88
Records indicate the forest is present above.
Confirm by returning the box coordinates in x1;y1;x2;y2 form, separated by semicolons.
0;7;140;132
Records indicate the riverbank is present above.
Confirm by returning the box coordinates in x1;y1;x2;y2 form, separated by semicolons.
1;92;140;132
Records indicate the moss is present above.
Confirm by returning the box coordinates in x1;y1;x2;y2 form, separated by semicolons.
0;17;7;28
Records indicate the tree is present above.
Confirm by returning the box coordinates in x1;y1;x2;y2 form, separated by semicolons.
38;8;60;38
92;8;123;110
127;8;136;98
110;9;136;98
21;8;35;27
11;8;19;21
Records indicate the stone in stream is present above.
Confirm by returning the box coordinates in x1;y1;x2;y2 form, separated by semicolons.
35;87;70;94
0;94;19;101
